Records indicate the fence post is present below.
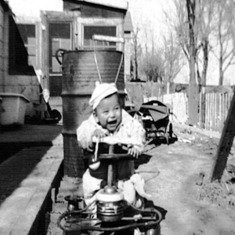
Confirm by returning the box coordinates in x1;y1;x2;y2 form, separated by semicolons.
211;90;235;182
199;86;206;128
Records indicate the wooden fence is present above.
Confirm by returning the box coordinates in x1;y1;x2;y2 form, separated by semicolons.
126;82;234;133
202;89;233;132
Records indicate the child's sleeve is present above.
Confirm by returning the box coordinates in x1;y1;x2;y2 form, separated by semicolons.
76;118;95;149
130;119;146;152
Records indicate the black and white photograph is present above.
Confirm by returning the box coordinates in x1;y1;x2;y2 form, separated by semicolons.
0;0;235;234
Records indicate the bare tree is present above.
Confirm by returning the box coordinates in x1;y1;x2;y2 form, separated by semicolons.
164;0;200;124
196;0;214;84
141;49;164;82
131;27;142;80
165;0;216;126
185;0;199;125
212;0;235;85
162;33;183;83
196;0;215;127
140;31;164;83
137;26;164;83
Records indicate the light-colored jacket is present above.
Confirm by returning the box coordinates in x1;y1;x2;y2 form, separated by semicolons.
76;109;145;152
77;110;147;205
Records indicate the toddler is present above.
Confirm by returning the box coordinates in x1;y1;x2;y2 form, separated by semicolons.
76;83;147;206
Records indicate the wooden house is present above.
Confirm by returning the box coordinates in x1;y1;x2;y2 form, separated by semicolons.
1;0;133;124
0;0;41;124
15;0;132;98
44;0;130;96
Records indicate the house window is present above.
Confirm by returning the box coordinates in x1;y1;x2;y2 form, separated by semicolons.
83;26;116;50
17;24;36;68
49;23;72;73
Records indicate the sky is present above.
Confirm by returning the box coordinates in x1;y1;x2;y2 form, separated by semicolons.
127;0;173;47
8;0;167;23
8;0;63;19
128;0;170;37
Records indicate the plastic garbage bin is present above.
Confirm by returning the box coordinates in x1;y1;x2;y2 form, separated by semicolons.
0;93;30;126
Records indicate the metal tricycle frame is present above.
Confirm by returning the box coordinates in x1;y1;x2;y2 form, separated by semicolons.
57;139;166;234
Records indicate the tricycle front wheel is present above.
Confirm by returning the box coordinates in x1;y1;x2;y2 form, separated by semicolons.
145;224;161;235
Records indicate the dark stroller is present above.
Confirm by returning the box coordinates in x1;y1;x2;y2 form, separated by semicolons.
139;100;174;145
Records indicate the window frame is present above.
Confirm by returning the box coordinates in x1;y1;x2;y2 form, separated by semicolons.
48;21;73;74
83;25;117;50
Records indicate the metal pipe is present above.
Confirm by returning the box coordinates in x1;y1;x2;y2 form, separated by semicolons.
107;145;114;187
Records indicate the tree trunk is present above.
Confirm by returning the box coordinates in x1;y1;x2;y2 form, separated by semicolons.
186;0;199;125
188;60;198;125
135;56;138;80
200;39;209;128
218;10;224;86
218;55;223;85
133;29;139;81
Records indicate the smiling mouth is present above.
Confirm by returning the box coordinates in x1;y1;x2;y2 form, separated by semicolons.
108;120;117;128
107;120;117;127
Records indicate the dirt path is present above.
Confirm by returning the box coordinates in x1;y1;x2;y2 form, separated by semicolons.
47;125;235;235
138;127;235;235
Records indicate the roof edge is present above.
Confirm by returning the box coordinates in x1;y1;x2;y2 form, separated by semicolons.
69;0;128;11
0;0;10;11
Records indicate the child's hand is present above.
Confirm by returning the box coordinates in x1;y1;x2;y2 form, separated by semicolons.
127;146;142;158
92;129;108;139
78;140;93;151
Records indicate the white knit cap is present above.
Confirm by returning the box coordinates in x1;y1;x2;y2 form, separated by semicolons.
89;82;118;110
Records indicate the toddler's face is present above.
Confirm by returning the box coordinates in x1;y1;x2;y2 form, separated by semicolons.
95;93;122;132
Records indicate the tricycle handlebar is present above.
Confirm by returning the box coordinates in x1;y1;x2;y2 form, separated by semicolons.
92;136;139;146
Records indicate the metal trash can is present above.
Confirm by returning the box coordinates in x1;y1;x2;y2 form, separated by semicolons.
57;49;125;177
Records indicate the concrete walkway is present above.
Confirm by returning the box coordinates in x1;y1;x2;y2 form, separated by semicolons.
0;124;64;234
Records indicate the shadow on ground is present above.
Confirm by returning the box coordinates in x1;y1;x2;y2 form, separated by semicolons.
0;145;56;205
0;124;62;205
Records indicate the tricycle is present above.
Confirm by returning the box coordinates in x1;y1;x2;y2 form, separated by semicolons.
57;137;167;235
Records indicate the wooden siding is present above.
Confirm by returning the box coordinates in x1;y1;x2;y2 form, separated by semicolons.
0;3;40;117
0;1;8;92
0;5;4;81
